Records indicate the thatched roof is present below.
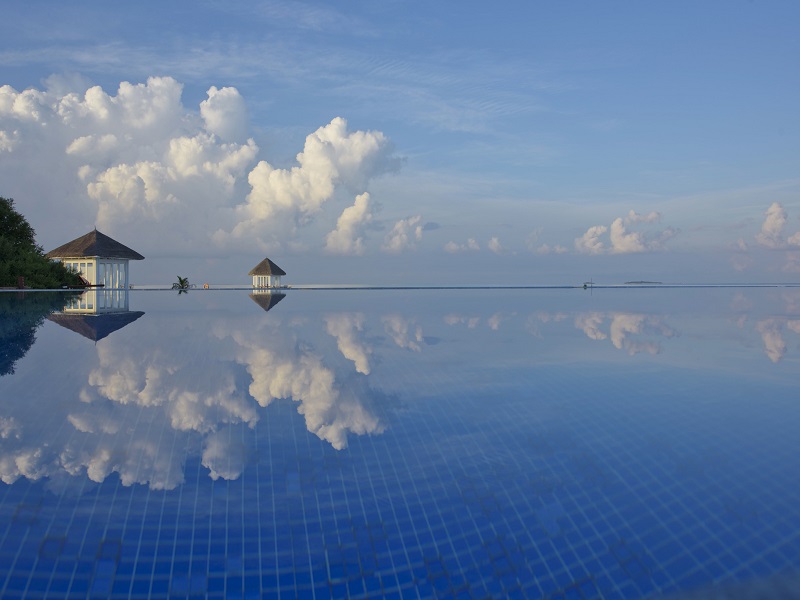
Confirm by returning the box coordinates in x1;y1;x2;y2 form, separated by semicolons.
249;292;286;312
248;258;286;276
47;229;144;260
47;311;145;342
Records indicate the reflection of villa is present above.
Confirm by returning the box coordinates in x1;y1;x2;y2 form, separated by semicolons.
47;229;144;289
249;292;286;312
47;290;144;342
249;258;286;288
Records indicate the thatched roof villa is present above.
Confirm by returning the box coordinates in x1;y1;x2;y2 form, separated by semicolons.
47;229;144;289
249;258;286;288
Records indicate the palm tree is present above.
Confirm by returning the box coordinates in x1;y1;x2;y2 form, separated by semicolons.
173;276;190;292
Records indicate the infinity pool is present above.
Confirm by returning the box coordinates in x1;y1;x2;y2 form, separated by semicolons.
0;287;798;598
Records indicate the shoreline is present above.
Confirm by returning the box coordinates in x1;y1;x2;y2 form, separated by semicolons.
3;282;800;293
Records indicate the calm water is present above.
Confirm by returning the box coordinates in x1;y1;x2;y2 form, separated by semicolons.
0;287;799;599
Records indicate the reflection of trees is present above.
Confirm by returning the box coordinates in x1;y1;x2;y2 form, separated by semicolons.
0;292;77;376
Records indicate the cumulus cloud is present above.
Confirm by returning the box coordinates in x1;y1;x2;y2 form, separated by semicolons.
576;210;677;254
444;238;480;253
200;86;248;142
756;202;788;248
0;77;262;253
574;225;608;254
382;215;423;253
0;77;400;258
218;117;396;250
488;237;504;254
324;192;374;255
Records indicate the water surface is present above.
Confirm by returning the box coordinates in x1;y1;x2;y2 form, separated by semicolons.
0;288;798;598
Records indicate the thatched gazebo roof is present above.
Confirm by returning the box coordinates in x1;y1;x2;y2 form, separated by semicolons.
47;229;144;260
248;258;286;276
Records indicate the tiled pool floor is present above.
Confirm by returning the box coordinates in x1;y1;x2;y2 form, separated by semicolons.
0;288;799;598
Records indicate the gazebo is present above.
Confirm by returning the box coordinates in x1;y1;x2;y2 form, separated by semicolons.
47;229;144;289
249;258;286;288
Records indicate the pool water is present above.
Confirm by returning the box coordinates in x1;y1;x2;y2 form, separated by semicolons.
0;287;798;599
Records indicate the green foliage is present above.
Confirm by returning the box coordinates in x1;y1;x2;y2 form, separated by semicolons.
173;276;192;293
0;196;83;288
0;197;38;253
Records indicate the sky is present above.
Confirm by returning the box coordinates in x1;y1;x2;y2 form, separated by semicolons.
1;0;799;285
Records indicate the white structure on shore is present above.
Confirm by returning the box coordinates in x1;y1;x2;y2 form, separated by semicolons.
249;258;286;288
47;229;144;289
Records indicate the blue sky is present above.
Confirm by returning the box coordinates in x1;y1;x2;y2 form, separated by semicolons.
1;0;799;284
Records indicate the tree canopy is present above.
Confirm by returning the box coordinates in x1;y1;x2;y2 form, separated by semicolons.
0;197;83;289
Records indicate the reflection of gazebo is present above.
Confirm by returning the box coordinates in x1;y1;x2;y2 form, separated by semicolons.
248;258;286;288
47;311;145;342
47;289;144;342
249;292;286;312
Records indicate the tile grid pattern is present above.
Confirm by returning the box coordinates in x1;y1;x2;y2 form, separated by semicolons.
1;366;799;598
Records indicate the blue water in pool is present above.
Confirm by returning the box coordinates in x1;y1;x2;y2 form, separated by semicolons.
0;287;798;599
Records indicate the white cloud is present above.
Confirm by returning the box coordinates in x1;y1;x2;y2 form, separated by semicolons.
574;225;607;254
219;117;396;249
488;236;504;254
609;217;648;253
324;192;374;255
0;77;264;254
0;77;401;260
444;238;480;253
200;86;248;142
0;129;18;152
756;202;788;248
576;211;677;254
382;215;423;253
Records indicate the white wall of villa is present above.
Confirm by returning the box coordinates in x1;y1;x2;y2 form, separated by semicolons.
252;274;281;288
56;258;130;289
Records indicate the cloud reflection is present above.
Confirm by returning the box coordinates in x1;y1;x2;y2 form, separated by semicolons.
576;312;677;355
2;288;799;491
0;302;391;489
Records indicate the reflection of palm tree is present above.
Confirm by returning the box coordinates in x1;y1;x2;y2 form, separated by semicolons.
172;276;193;294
